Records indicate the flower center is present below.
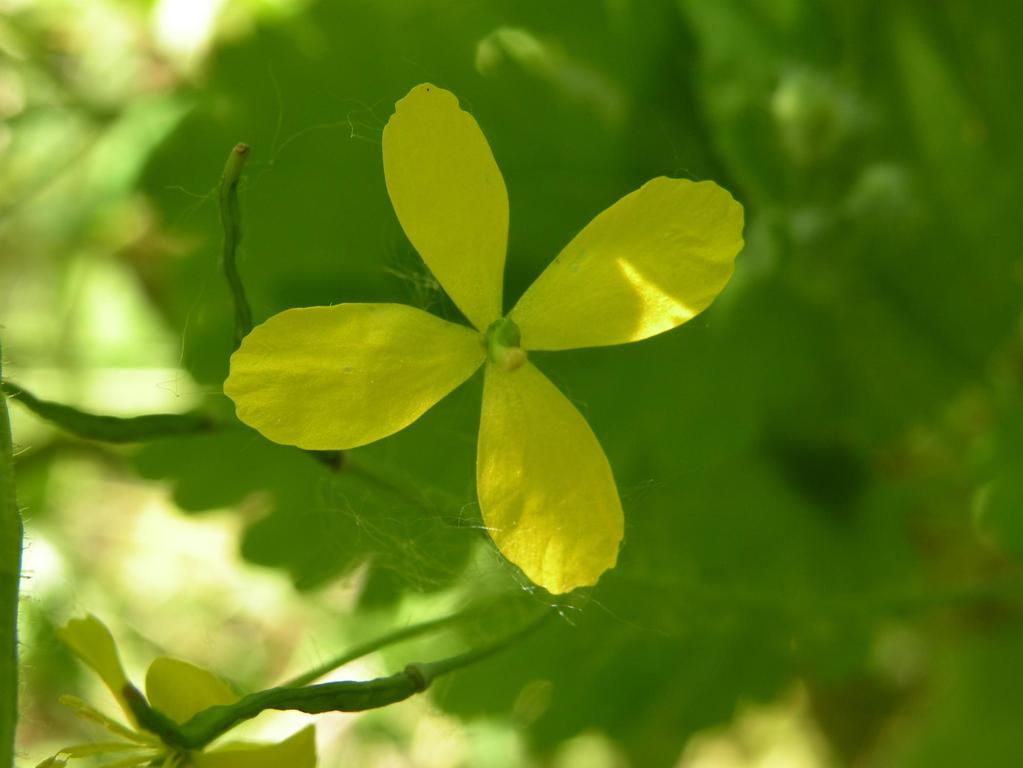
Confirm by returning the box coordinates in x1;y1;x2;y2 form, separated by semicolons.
485;317;527;372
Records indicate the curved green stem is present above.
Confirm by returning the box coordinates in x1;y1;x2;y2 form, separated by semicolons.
410;609;551;683
219;143;253;348
127;609;551;750
281;607;470;688
0;380;211;444
0;345;24;766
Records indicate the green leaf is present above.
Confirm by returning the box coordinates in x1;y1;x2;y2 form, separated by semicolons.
133;420;477;596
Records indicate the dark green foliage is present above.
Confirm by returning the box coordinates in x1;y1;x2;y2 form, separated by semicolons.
7;0;1023;765
130;0;1023;763
133;418;479;593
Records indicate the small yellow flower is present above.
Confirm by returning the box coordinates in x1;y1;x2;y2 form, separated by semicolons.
225;83;744;594
40;616;316;768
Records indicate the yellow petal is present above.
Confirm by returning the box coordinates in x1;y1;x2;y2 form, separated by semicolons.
383;83;508;330
58;696;154;743
88;756;163;768
145;657;239;725
477;362;623;593
59;743;157;758
59;616;136;725
193;725;317;768
36;743;158;768
225;303;485;450
509;177;744;350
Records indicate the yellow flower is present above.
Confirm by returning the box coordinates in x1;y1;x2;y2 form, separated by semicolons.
40;616;316;768
225;83;744;594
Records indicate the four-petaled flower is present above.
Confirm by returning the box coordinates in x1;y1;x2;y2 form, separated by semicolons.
225;83;743;594
39;615;316;768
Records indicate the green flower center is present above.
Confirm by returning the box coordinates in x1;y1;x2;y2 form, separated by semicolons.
485;317;527;372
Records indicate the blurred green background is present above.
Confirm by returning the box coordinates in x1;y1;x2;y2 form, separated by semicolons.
3;0;1023;765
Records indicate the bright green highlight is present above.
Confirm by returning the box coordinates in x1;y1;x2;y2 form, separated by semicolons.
43;616;316;768
225;83;742;594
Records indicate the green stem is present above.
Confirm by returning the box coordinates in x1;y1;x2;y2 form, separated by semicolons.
219;143;253;348
0;381;211;444
127;609;551;750
411;609;551;683
0;345;24;767
218;143;346;469
281;607;470;688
